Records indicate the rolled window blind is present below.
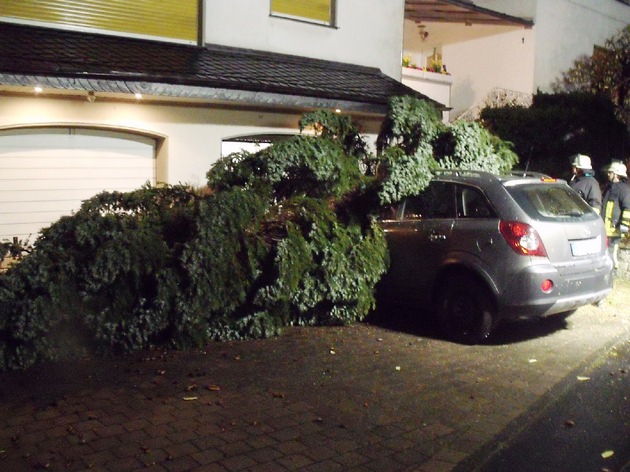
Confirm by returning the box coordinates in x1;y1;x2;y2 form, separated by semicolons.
270;0;333;25
0;0;198;44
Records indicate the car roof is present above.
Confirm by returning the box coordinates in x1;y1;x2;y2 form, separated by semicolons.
433;169;564;188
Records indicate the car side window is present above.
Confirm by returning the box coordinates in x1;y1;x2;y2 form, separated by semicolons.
402;182;456;220
457;186;494;218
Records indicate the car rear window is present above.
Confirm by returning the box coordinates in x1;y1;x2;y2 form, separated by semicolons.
506;184;596;221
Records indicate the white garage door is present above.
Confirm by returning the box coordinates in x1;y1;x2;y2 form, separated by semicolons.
0;128;156;243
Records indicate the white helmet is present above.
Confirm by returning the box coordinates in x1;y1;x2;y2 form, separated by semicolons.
570;154;592;170
605;161;628;178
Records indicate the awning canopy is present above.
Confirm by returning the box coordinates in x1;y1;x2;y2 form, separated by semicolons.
405;0;533;27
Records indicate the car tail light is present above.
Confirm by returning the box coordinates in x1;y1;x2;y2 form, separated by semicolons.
499;221;548;257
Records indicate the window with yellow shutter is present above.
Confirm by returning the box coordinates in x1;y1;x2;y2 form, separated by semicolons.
0;0;200;45
270;0;336;27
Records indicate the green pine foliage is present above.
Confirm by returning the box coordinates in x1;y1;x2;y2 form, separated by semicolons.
376;95;443;156
174;189;271;343
0;96;517;370
376;144;434;205
433;121;518;174
0;185;199;368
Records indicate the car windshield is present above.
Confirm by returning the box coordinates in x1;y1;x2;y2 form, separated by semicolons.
506;184;595;221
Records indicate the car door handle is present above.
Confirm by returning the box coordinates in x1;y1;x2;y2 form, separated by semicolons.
429;231;447;242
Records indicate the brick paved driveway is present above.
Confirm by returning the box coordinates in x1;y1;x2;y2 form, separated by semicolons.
1;281;629;471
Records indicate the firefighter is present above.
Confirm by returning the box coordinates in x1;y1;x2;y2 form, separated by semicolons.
569;154;601;212
601;161;630;270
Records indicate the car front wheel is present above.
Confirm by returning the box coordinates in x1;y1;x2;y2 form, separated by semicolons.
436;274;494;344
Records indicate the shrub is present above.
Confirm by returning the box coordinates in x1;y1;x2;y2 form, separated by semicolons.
552;25;630;129
481;92;629;178
0;185;199;368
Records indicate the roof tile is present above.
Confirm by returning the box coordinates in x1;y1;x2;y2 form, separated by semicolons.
0;22;435;112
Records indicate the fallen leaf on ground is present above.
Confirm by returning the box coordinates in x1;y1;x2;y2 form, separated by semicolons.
576;376;590;381
206;384;221;391
528;359;538;363
564;419;575;427
183;396;198;401
601;450;614;459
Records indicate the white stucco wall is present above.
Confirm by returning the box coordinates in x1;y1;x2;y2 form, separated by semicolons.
403;20;535;120
473;0;537;19
0;96;302;187
204;0;405;80
532;0;630;91
0;96;382;188
402;0;630;119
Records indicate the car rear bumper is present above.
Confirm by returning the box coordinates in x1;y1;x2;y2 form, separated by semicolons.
497;257;614;319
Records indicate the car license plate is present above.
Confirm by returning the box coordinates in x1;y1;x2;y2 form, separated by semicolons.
570;236;600;257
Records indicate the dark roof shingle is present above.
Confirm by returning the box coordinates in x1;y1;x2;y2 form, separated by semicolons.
0;22;438;113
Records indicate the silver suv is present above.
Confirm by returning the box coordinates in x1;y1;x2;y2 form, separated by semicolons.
377;170;614;344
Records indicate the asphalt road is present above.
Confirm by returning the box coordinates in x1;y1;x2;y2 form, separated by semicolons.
464;339;630;472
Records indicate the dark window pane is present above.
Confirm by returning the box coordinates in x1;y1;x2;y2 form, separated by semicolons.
403;182;456;220
457;186;494;218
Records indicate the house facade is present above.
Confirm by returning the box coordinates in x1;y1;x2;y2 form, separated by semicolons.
2;0;629;243
402;0;630;120
0;0;417;242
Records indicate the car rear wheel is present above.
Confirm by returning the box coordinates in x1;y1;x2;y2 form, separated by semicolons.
436;274;494;344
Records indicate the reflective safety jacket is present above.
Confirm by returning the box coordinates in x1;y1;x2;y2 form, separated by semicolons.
602;181;630;237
